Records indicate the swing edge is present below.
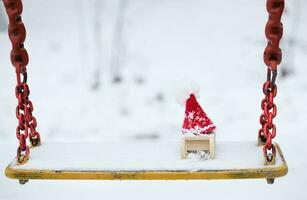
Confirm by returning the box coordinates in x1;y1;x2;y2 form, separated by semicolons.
5;143;288;181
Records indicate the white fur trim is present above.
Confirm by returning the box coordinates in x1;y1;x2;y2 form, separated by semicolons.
182;124;216;136
175;80;200;106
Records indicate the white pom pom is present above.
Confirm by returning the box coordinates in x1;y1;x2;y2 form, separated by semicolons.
175;80;200;106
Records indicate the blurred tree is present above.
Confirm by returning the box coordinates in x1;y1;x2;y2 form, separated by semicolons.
111;0;128;84
0;7;7;31
91;0;104;90
280;0;301;78
75;0;89;86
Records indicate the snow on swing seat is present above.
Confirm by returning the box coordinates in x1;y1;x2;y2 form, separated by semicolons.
5;140;287;181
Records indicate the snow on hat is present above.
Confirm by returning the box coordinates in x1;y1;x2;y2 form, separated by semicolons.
182;93;216;135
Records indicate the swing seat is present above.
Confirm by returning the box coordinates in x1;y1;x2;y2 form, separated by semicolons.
5;141;287;184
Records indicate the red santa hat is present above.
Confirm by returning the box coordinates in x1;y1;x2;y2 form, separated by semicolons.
182;93;216;135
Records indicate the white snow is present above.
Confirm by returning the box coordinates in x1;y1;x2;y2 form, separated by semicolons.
0;0;307;199
182;125;216;136
196;150;210;160
9;141;282;171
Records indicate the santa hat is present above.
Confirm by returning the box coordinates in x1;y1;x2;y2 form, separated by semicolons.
182;93;216;135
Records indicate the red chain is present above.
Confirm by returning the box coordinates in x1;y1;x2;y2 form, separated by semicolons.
259;0;284;164
3;0;41;164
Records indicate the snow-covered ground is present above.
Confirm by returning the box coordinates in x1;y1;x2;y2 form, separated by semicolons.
0;0;307;199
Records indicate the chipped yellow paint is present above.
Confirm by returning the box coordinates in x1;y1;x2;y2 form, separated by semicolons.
5;143;287;181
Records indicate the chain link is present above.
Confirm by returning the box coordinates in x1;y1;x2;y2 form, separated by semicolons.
3;0;41;164
263;0;284;71
258;0;284;165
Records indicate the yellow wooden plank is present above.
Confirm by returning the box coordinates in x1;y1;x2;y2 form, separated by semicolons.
5;143;288;181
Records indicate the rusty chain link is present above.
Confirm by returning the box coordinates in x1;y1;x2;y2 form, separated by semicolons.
2;0;41;164
258;0;284;165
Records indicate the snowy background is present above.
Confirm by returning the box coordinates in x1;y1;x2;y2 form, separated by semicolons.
0;0;307;199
